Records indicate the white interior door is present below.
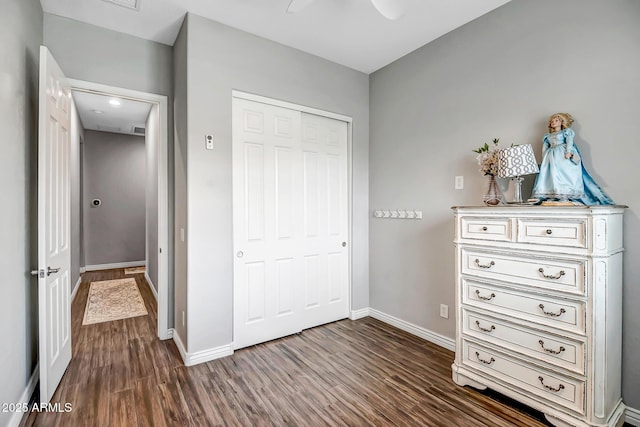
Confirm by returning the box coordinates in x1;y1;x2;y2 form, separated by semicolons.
233;99;304;349
37;46;72;402
232;97;349;350
299;113;349;330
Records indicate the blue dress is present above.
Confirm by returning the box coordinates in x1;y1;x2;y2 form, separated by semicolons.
531;128;614;205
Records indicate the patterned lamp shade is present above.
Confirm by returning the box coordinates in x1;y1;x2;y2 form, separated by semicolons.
496;144;539;178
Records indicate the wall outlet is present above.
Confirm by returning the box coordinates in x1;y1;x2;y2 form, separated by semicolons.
455;176;464;190
440;304;449;319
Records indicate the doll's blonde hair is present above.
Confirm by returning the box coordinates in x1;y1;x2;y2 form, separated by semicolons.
548;112;574;132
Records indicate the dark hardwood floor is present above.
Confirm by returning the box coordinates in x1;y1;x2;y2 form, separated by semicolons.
22;269;557;426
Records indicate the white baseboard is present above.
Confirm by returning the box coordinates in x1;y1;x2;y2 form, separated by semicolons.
627;405;640;426
368;308;455;352
7;363;39;427
350;307;370;320
84;261;145;271
79;266;86;274
71;276;81;302
172;330;233;367
187;343;234;366
144;272;158;302
172;329;188;363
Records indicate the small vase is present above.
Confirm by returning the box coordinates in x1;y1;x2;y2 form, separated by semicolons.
483;175;504;206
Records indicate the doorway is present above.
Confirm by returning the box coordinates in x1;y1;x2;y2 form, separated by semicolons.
69;79;170;339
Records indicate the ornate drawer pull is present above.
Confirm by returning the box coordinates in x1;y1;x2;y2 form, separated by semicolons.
546;229;553;235
538;340;566;355
538;268;565;280
482;226;488;231
475;290;496;301
475;259;495;269
538;304;566;317
538;376;565;393
475;321;495;333
475;351;495;365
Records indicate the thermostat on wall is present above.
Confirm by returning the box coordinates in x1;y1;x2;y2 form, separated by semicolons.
91;199;101;207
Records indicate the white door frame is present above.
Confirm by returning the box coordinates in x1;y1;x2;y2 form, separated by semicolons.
69;78;170;340
231;90;354;337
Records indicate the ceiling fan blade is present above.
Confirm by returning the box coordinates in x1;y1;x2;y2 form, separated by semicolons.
287;0;316;14
369;0;405;20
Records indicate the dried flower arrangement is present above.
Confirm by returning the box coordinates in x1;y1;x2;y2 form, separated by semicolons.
472;138;501;176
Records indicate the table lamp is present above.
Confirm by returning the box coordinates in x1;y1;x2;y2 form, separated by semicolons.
496;144;539;204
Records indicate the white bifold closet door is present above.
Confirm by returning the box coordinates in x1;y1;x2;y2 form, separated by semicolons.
232;97;349;350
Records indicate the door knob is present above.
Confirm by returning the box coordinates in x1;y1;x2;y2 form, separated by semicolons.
236;251;244;258
47;266;60;276
342;242;347;247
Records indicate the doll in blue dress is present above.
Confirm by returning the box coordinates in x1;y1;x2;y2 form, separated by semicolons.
531;113;613;205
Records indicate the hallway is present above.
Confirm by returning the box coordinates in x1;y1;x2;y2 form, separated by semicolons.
21;269;177;426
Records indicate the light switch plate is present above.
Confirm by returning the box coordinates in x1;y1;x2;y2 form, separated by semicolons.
205;134;214;150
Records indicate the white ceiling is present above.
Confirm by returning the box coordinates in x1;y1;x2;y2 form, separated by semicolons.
52;0;510;133
40;0;511;74
72;90;151;136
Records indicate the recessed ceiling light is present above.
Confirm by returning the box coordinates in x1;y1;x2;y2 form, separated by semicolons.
92;109;104;114
109;99;121;106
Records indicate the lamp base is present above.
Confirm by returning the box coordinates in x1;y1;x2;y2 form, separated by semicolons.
510;176;525;204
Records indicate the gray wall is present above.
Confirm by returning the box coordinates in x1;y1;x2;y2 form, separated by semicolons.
146;104;159;290
44;13;175;325
178;13;370;352
83;130;146;266
43;14;172;97
0;0;42;424
173;19;189;346
369;0;640;409
70;102;84;289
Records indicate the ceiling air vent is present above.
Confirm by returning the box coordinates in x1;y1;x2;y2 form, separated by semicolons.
133;126;146;135
100;0;141;11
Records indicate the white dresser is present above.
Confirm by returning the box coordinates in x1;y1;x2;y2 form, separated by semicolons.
451;206;625;427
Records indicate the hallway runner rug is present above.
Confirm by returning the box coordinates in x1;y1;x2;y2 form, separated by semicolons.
124;265;146;275
82;278;148;325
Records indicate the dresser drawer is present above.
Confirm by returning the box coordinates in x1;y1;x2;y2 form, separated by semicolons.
517;218;587;249
463;341;585;414
463;310;585;375
460;217;512;242
461;248;585;295
463;279;586;335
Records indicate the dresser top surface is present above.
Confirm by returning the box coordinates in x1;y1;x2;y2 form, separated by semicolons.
452;205;627;213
